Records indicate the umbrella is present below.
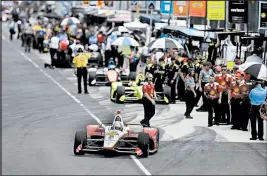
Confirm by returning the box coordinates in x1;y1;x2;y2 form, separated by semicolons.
60;17;80;26
118;26;131;33
239;62;267;81
112;37;139;47
89;44;99;52
147;38;184;50
245;54;263;63
124;20;148;30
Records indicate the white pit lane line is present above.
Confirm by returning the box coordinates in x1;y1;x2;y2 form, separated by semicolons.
2;36;151;176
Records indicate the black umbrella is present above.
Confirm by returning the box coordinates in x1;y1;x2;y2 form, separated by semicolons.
239;62;267;81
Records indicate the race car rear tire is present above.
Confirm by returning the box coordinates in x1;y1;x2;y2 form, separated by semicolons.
116;86;125;104
128;72;137;81
88;71;96;86
74;131;87;155
137;132;149;158
163;86;171;104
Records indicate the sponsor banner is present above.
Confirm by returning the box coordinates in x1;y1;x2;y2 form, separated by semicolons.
160;1;173;15
207;1;225;20
173;1;188;17
189;1;206;17
259;1;267;29
228;1;248;23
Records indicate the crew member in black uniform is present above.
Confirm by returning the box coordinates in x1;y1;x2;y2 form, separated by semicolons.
207;38;220;66
153;58;167;92
166;56;179;103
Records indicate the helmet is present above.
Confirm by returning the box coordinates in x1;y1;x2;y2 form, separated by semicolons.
113;121;123;131
77;48;83;53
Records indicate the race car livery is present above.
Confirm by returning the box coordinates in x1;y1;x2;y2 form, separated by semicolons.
73;110;160;157
110;73;171;104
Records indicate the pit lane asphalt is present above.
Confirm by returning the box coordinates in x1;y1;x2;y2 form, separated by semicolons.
2;28;267;175
1;35;146;175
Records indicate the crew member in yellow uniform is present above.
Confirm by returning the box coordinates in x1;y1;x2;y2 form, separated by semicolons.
73;48;92;94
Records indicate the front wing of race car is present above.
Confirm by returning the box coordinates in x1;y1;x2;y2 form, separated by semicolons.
74;124;159;156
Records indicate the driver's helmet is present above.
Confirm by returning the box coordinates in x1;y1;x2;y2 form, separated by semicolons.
113;121;123;131
108;58;116;69
115;115;122;122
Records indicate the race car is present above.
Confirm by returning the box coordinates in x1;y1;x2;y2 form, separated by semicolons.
88;59;133;86
73;110;159;157
110;73;171;104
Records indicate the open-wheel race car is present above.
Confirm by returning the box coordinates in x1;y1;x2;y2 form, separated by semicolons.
74;110;160;157
110;73;171;104
88;59;136;86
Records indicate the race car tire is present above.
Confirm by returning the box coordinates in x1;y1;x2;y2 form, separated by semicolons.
137;132;149;158
73;131;87;155
88;71;96;86
163;86;171;104
128;72;137;81
156;129;160;149
116;86;125;104
110;86;115;102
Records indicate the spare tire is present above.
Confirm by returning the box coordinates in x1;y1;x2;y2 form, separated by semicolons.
116;86;125;103
137;132;149;157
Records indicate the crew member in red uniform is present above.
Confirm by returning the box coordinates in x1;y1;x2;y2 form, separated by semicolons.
140;73;157;127
228;76;242;130
215;65;232;124
204;75;222;127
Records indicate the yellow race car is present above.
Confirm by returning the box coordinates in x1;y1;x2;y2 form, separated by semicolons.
110;73;171;104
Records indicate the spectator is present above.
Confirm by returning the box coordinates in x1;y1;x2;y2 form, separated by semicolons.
249;80;267;140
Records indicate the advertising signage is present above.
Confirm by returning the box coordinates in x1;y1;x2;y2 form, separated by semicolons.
207;1;225;20
259;1;267;29
228;1;248;24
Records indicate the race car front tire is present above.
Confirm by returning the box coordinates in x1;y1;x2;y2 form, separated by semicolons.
74;131;87;155
137;132;149;157
88;71;96;86
116;86;125;103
